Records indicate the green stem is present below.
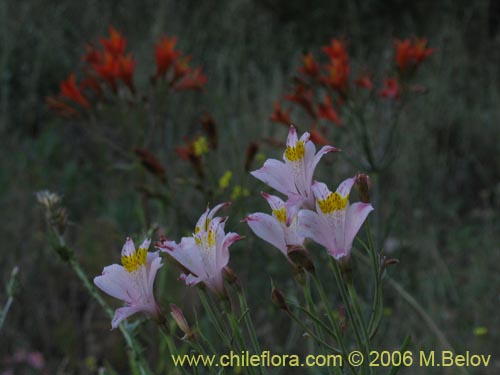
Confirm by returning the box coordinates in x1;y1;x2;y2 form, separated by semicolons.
237;290;266;375
329;259;372;375
286;309;341;354
301;276;336;375
311;274;357;375
0;296;13;332
198;290;231;348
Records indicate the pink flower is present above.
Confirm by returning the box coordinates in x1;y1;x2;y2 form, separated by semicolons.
158;203;242;296
250;126;338;220
94;238;163;329
244;192;304;257
298;178;373;260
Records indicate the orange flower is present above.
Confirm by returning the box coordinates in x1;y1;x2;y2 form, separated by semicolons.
171;56;192;83
299;53;319;77
269;101;292;126
309;124;330;146
118;53;135;91
395;37;434;71
317;95;342;126
92;51;120;88
284;85;316;118
101;26;126;56
83;44;102;65
394;39;412;71
60;73;89;108
322;39;349;65
175;67;207;91
155;36;181;77
321;59;349;92
380;78;400;99
354;72;373;90
412;37;434;63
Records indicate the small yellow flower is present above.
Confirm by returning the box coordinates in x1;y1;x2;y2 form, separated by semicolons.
193;136;209;156
231;185;250;201
473;326;488;337
219;171;232;190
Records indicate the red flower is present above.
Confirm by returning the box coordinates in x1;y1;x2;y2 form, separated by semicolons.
101;26;126;56
380;78;400;99
394;39;412;71
412;37;434;63
354;72;373;90
284;85;316;118
322;39;349;65
155;36;181;77
269;101;292;126
299;53;319;77
60;73;89;108
317;95;342;126
175;67;207;91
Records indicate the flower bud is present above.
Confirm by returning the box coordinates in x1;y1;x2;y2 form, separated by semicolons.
170;304;194;340
383;257;400;268
223;266;241;290
36;190;68;236
355;173;371;203
271;287;289;312
287;245;315;274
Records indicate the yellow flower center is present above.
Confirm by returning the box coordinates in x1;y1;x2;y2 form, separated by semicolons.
195;229;216;248
193;136;209;156
272;207;287;223
121;247;148;273
285;140;305;162
317;192;349;214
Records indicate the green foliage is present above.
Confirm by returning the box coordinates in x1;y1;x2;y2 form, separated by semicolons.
0;0;499;374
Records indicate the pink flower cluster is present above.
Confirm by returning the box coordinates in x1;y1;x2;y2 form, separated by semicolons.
246;126;373;260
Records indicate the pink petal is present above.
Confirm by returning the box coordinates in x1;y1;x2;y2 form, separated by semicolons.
164;237;205;278
111;305;144;329
297;209;331;249
180;273;203;287
299;131;311;143
208;202;231;219
336;177;356;197
139;238;151;250
218;232;242;268
245;213;287;255
251;159;296;196
311;145;337;177
147;255;163;293
284;193;305;226
94;264;137;303
286;125;299;146
121;237;135;257
344;202;374;251
311;181;332;201
261;192;285;211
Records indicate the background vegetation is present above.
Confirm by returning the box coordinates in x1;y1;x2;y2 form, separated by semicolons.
1;0;499;373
